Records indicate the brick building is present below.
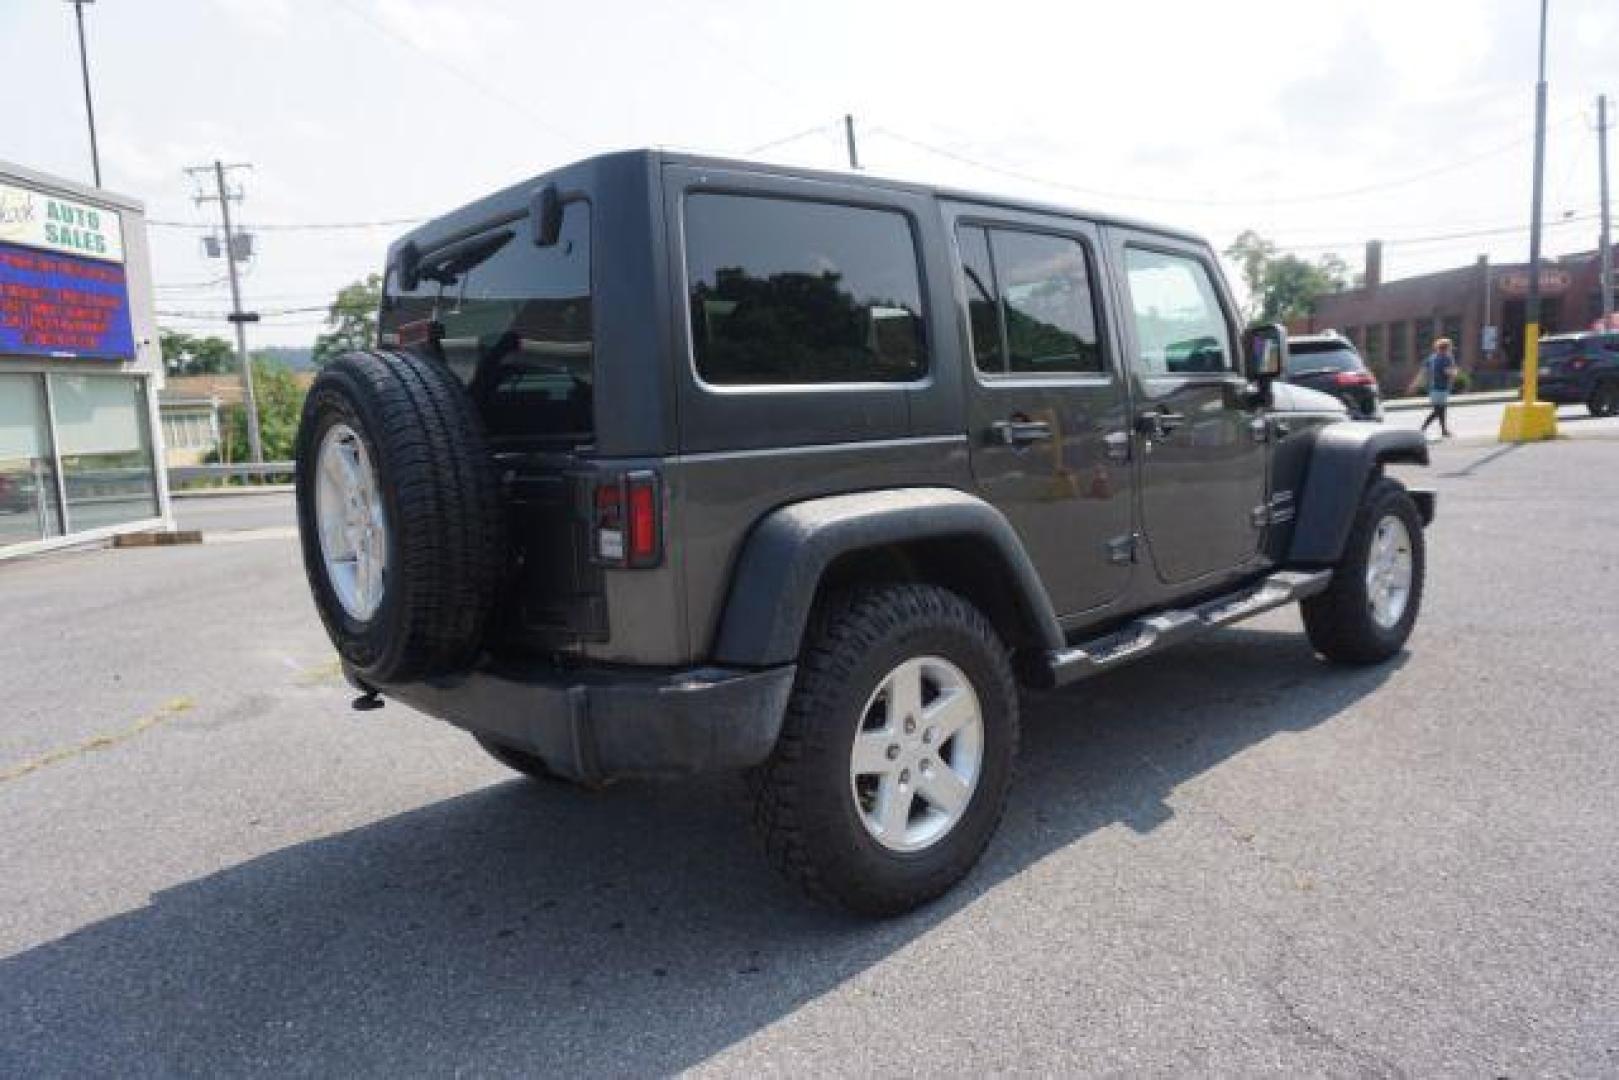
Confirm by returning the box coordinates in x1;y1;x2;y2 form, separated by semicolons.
1299;240;1619;393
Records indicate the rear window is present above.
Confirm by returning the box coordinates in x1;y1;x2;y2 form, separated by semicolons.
380;200;592;446
1538;339;1582;360
684;193;927;386
1285;341;1363;377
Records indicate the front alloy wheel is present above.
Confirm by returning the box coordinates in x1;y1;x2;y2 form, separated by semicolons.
1302;476;1426;664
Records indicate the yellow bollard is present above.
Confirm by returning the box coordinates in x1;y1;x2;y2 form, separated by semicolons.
1499;321;1559;442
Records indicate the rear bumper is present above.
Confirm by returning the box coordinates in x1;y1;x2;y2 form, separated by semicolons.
357;659;796;783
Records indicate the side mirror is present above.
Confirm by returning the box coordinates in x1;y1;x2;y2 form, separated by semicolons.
531;184;563;247
1242;323;1288;381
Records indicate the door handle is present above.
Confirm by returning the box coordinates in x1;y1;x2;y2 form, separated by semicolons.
990;419;1053;446
1135;410;1186;438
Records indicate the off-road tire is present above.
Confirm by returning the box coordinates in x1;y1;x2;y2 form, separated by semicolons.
1588;382;1619;418
749;584;1019;917
295;349;505;684
1301;477;1425;665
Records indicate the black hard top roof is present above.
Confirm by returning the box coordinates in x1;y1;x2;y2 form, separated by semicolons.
391;148;1209;259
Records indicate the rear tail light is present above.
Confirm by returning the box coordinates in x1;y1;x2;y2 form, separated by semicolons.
592;471;662;568
1333;371;1376;387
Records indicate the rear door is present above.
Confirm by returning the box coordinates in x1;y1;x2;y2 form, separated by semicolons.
947;203;1135;617
1107;231;1268;585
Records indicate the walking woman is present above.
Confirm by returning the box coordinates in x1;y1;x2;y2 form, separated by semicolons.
1420;338;1458;438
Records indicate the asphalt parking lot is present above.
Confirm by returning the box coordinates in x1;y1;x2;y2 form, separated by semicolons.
3;435;1617;1076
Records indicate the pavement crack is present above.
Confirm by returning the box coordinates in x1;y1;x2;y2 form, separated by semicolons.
0;697;195;784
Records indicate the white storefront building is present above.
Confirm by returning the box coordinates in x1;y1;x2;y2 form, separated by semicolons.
1;160;171;557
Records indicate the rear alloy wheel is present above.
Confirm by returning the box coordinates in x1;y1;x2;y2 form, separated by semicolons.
750;584;1018;916
1302;477;1425;664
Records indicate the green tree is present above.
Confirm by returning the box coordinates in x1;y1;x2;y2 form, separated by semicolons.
311;273;382;365
159;329;235;375
211;357;306;462
1223;230;1349;324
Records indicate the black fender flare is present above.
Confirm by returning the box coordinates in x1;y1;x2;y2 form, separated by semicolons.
711;487;1064;668
1288;424;1430;565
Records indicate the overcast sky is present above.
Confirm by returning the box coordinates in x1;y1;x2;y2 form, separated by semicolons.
5;0;1616;346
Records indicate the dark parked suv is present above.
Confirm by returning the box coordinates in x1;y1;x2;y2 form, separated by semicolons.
296;151;1434;915
1536;331;1619;416
1284;331;1382;418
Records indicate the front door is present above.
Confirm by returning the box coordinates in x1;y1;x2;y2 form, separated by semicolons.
1110;233;1268;585
950;205;1134;617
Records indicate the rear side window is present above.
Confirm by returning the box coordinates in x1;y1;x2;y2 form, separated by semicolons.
684;193;927;386
381;201;592;446
957;225;1105;376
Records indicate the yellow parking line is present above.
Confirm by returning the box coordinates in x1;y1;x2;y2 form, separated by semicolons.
0;697;195;784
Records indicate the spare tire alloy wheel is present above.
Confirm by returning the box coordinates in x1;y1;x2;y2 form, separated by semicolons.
315;423;388;621
295;350;506;685
850;656;984;853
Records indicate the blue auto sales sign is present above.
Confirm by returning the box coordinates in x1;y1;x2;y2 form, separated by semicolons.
0;178;134;360
0;240;135;360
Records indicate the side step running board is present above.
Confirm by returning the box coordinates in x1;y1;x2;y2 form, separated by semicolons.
1034;570;1332;689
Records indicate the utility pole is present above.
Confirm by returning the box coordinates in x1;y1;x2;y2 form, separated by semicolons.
65;0;101;186
844;114;860;170
187;161;264;463
1599;94;1613;329
1501;0;1558;442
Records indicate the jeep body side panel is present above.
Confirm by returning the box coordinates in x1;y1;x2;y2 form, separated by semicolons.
661;162;979;664
1101;226;1271;593
941;201;1137;618
1287;423;1429;564
711;487;1065;668
671;439;973;665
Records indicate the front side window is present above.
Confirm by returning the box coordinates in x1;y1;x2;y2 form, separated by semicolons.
1122;247;1234;376
381;200;593;446
684;193;926;386
958;225;1105;376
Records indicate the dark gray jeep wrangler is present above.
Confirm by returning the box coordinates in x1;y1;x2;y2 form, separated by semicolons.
296;150;1434;915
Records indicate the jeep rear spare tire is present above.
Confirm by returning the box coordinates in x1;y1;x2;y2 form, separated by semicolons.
295;349;505;684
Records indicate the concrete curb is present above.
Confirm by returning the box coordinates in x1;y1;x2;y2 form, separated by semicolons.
170;484;295;498
1383;391;1518;412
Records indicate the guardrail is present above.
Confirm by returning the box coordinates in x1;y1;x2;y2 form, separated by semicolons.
168;462;296;489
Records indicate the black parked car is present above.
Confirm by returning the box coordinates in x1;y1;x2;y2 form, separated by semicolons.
1537;331;1619;416
1283;331;1382;418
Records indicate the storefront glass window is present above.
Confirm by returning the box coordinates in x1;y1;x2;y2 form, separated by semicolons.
49;374;159;532
0;372;63;545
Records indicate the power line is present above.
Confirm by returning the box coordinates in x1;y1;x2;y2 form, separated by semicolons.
330;0;584;150
870;115;1581;208
1270;211;1601;253
148;216;425;231
744;121;840;156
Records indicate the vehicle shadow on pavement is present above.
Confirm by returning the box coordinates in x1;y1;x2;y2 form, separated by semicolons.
0;626;1402;1076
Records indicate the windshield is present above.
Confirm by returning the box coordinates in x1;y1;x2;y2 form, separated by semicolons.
380;200;592;447
1285;341;1362;377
